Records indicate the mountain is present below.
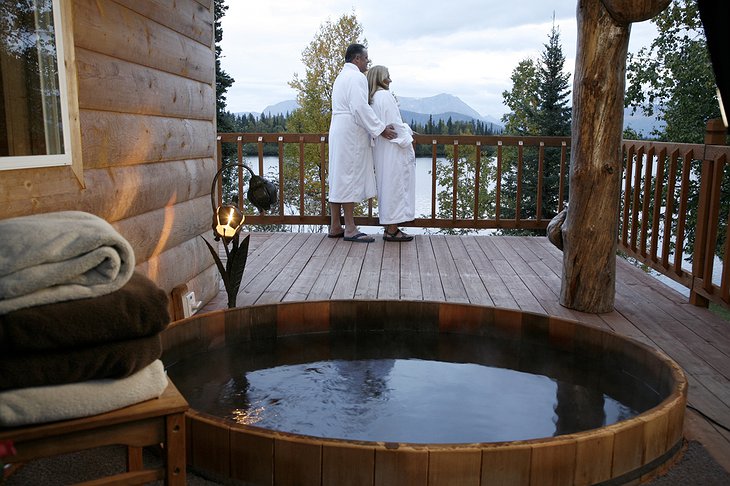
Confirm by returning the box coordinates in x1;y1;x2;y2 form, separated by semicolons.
248;94;661;135
262;100;299;116
623;108;664;137
399;110;502;132
257;94;503;129
397;93;482;120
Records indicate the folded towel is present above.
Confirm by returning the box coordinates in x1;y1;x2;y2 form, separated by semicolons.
0;211;135;315
0;272;170;353
0;335;161;391
0;360;168;427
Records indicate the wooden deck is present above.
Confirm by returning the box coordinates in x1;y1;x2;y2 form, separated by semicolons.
201;232;730;472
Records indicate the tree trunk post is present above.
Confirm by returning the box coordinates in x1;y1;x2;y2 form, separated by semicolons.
560;0;669;313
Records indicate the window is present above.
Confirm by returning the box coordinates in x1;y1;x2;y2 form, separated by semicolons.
0;0;80;173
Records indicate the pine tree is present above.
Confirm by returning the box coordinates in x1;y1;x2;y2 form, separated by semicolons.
535;22;571;216
498;21;572;231
535;22;571;137
214;0;234;133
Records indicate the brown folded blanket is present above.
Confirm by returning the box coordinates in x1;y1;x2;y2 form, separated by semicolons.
0;272;170;353
0;334;161;391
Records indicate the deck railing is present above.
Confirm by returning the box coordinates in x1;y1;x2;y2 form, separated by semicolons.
216;120;730;308
619;119;730;308
216;133;570;230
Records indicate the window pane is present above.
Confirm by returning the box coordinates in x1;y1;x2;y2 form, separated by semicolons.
0;0;65;158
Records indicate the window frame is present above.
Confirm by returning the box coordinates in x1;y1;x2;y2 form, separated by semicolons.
0;0;83;183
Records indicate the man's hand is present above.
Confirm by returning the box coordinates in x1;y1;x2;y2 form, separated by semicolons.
380;124;397;140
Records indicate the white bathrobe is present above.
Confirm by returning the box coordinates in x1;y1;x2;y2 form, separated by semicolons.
328;63;385;203
371;89;416;225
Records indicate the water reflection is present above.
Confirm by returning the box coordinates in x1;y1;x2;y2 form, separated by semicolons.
167;331;661;443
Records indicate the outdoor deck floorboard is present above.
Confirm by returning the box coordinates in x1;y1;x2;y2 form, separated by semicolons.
202;232;730;471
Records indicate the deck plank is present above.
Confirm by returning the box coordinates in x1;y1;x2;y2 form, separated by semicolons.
236;233;310;306
445;236;494;305
400;236;423;300
461;236;519;309
281;235;336;303
237;232;295;291
378;241;401;299
331;240;367;300
354;239;385;299
483;238;543;313
431;235;469;303
415;236;445;301
256;232;323;304
307;239;351;301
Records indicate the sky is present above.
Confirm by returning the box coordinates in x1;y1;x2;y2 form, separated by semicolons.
219;0;659;120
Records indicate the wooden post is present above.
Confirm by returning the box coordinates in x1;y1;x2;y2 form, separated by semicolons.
690;118;728;306
560;0;670;313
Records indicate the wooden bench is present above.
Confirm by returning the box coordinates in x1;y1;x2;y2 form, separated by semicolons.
0;380;188;485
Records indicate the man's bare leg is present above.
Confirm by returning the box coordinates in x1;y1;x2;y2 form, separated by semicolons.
342;203;373;242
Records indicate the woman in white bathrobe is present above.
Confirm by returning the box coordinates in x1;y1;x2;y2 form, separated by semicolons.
366;66;416;242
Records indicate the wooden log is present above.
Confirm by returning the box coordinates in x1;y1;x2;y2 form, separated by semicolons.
136;235;218;297
112;195;212;264
560;0;669;313
547;208;567;251
75;48;215;120
601;0;672;23
183;264;220;311
74;0;214;84
112;0;214;47
81;110;214;168
0;159;215;222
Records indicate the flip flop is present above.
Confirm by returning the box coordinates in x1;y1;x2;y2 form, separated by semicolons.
327;231;345;238
343;232;375;243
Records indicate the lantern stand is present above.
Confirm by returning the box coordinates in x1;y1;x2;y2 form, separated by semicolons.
202;162;277;308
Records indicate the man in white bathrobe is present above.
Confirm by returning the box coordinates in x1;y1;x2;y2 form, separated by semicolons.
328;44;396;243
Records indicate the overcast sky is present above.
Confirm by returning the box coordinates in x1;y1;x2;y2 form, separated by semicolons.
219;1;658;119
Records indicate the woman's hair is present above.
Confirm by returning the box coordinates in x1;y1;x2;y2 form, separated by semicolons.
366;65;390;104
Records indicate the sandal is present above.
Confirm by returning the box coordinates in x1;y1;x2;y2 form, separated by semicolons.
344;232;375;243
383;228;413;242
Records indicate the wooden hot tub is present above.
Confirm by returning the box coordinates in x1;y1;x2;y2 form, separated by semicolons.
161;300;687;486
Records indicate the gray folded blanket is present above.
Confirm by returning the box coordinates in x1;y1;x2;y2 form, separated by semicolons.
0;211;135;315
0;272;170;353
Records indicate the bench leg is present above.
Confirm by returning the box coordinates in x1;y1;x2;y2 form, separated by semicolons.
127;446;143;471
165;413;186;486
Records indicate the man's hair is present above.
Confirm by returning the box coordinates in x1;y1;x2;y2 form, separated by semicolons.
345;43;366;63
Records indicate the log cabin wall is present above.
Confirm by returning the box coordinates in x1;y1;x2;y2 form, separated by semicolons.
0;0;219;315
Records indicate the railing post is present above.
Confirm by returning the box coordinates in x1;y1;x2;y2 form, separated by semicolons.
690;118;727;307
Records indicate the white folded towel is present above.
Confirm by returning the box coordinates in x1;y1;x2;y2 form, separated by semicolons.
0;360;168;427
0;211;135;315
